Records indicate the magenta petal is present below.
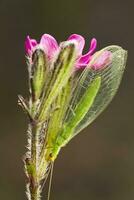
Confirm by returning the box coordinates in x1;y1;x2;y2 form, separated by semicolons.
40;34;59;58
76;38;97;68
88;38;97;54
68;34;85;56
76;55;92;69
93;51;112;70
25;36;37;55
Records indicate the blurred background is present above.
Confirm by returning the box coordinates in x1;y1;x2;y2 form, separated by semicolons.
0;0;133;199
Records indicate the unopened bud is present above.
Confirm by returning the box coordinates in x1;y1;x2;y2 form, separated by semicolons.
31;49;47;101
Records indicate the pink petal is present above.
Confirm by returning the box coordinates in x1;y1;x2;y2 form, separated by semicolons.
76;38;97;68
68;34;85;56
40;34;59;58
88;38;97;54
25;36;37;55
92;51;112;70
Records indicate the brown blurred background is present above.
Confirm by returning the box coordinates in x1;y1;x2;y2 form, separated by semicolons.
0;0;133;199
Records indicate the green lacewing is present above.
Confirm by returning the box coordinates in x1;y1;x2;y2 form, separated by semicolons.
68;45;127;138
48;45;127;161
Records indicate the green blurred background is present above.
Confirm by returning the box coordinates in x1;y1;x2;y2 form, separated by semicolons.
0;0;133;199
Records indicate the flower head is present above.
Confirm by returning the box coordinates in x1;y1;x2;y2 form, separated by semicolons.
25;34;111;69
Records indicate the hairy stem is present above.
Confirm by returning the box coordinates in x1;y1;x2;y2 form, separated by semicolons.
25;121;41;200
30;122;40;200
25;121;49;200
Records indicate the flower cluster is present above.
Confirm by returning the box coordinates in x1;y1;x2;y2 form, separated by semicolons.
25;34;111;70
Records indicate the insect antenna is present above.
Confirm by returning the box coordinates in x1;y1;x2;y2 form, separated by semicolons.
47;162;54;200
41;163;51;191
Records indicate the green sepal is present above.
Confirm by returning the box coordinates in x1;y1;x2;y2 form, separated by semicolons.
44;80;72;160
18;95;33;120
38;43;77;122
31;49;47;101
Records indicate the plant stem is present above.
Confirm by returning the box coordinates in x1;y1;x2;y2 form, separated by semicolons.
30;122;40;200
26;121;41;200
25;119;51;200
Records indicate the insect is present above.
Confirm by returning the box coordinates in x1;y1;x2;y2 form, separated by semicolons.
45;45;127;162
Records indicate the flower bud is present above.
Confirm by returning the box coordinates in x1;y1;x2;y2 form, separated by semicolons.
31;49;47;101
